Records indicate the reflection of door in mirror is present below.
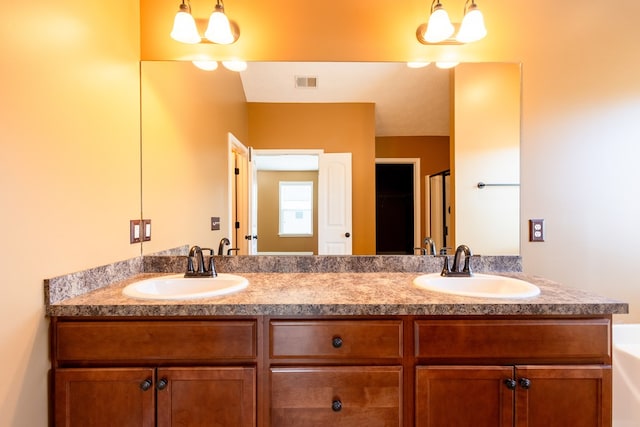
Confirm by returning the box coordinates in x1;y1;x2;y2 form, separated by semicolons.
229;133;250;255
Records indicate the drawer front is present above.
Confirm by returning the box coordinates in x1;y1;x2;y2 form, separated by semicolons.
414;318;611;363
271;366;402;426
56;320;257;363
270;320;403;360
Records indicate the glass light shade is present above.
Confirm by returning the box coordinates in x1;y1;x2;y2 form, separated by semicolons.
204;10;235;44
456;6;487;43
222;60;247;72
424;6;455;43
192;60;219;71
170;10;201;44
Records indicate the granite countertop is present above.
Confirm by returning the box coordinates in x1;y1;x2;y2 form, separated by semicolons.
46;271;628;317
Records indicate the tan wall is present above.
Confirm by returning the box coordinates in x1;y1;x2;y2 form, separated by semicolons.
141;61;249;253
376;136;450;242
0;0;141;424
248;103;376;254
257;171;319;253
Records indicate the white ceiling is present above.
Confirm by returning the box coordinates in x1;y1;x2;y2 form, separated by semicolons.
239;62;451;137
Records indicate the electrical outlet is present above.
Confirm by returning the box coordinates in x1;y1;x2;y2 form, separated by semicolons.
529;219;544;242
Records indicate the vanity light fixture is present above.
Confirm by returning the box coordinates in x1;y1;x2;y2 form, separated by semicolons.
416;0;486;45
435;61;460;69
171;0;239;45
192;60;219;71
170;0;201;44
407;61;432;69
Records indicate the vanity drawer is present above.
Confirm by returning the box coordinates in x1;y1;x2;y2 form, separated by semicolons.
270;320;403;361
414;318;611;363
55;320;257;364
270;366;402;426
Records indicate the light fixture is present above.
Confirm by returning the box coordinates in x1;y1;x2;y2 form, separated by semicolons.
170;0;201;44
424;0;454;43
416;0;486;45
171;0;238;45
192;60;219;71
204;0;235;44
456;0;486;43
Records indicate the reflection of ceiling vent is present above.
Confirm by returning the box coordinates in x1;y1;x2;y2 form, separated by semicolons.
295;76;318;88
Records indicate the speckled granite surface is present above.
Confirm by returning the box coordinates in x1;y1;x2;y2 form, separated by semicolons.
46;267;628;317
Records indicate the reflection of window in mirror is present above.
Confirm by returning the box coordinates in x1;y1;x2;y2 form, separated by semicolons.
279;181;314;236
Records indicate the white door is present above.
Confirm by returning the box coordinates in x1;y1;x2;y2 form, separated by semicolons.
318;153;352;255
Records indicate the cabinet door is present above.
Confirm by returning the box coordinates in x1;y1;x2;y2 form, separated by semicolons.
54;368;155;427
271;366;402;426
156;367;256;427
415;366;514;427
515;365;612;427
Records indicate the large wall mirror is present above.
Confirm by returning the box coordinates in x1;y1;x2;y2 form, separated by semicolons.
140;61;521;257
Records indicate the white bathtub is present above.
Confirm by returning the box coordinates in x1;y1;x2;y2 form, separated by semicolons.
613;324;640;427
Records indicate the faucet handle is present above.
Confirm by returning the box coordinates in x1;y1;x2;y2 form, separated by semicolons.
436;254;450;276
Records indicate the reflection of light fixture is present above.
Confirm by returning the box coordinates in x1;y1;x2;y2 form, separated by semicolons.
222;60;247;72
435;61;459;69
192;60;219;71
191;60;247;72
170;0;201;44
416;0;486;45
171;0;238;45
407;61;431;69
456;0;487;42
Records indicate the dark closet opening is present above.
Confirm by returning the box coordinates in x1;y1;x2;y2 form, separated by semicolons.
375;163;414;255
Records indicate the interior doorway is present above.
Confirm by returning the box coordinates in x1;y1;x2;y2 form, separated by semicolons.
375;159;421;255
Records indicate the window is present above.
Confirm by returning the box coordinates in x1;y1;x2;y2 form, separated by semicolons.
279;181;313;236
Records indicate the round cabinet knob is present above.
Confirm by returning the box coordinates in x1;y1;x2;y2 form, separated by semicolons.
344;232;351;238
332;399;343;412
332;336;343;348
139;378;152;391
156;377;168;390
519;378;532;389
504;378;517;390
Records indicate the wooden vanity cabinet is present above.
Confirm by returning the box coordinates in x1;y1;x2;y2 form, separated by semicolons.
267;319;404;427
413;318;613;427
51;318;258;427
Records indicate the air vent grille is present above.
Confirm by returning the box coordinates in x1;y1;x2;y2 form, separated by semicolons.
295;76;318;88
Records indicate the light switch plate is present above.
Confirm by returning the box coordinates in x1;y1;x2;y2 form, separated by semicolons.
142;219;151;241
130;220;141;244
211;217;221;231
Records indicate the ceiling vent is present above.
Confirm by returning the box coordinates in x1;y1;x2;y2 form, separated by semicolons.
295;76;318;89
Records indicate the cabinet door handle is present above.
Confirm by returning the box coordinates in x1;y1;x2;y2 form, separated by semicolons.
332;336;343;348
504;378;517;390
156;377;169;390
332;399;343;412
140;378;153;391
519;377;532;389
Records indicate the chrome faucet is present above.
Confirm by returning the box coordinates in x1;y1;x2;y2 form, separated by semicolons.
440;244;474;277
415;237;437;255
218;237;230;256
423;237;436;255
185;245;217;278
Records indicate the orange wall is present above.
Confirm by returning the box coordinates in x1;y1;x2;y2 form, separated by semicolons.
376;135;450;241
257;171;319;253
141;61;249;253
248;103;376;254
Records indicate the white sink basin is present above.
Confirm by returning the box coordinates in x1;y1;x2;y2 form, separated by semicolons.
413;273;540;299
123;273;248;300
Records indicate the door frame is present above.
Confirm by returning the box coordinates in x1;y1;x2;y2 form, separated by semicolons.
375;158;421;252
227;133;250;254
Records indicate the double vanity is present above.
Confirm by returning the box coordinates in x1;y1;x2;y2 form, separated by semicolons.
46;254;627;426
